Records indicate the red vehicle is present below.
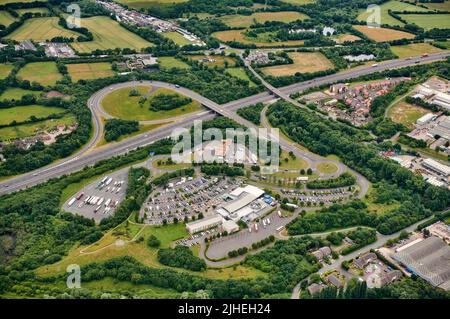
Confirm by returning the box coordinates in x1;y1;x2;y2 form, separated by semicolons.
421;53;429;58
76;193;84;200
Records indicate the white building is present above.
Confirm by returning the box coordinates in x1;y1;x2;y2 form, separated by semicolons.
422;158;450;177
417;113;436;125
216;185;265;221
222;219;239;234
186;214;222;234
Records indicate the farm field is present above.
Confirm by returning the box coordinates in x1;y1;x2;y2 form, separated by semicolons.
0;105;66;126
0;0;41;3
398;14;450;30
4;17;81;42
353;25;415;42
333;34;361;44
187;55;236;67
0;87;41;101
17;62;62;87
0;10;16;26
225;67;258;87
357;0;430;27
280;0;316;4
414;0;450;11
0;64;14;80
116;0;188;9
157;56;190;69
67;62;115;81
0;113;76;141
261;52;334;76
435;40;450;49
101;86;203;121
387;100;431;129
219;11;308;28
15;7;49;15
69;16;153;53
162;31;191;46
212;29;305;47
391;43;444;59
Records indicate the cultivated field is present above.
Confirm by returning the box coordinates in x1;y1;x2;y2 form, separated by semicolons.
357;0;430;27
225;67;258;87
398;14;450;30
17;62;62;87
0;64;14;80
162;31;191;46
0;87;40;100
67;62;115;81
4;17;81;42
388;101;431;129
187;55;236;67
220;11;308;28
15;7;50;15
391;43;444;59
101;86;203;121
414;0;450;11
280;0;316;4
0;105;66;126
353;25;415;42
212;29;305;47
261;52;334;76
70;16;153;53
158;56;190;69
333;34;361;44
0;10;16;26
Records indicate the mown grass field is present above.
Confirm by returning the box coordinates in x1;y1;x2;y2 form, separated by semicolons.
0;104;66;125
225;67;258;87
398;14;450;30
212;29;305;47
357;0;430;27
162;31;192;46
419;0;450;11
387;100;431;129
0;113;76;141
15;7;49;15
280;0;316;5
261;52;334;76
67;62;115;81
70;16;153;53
353;25;415;42
0;10;16;26
187;55;236;67
0;87;40;100
279;150;309;170
391;43;444;59
316;162;338;174
0;64;14;80
220;11;308;28
17;61;62;87
157;56;190;69
5;17;81;41
101;86;203;121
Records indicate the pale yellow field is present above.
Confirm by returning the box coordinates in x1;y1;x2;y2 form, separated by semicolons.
261;52;334;76
4;17;81;41
353;25;415;42
391;43;444;59
67;62;115;81
220;11;308;28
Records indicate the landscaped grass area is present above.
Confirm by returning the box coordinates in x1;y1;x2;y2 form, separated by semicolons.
0;10;17;27
353;25;415;42
67;62;115;81
0;104;66;126
357;0;430;27
0;64;14;80
225;67;258;87
17;61;62;86
279;150;309;170
0;113;76;141
15;7;49;15
316;162;338;174
187;55;236;67
387;100;431;129
4;17;81;41
158;56;190;69
152;156;192;170
212;29;305;47
70;16;153;53
219;11;308;28
162;31;192;46
398;14;450;30
391;43;444;59
261;52;334;76
98;122;167;147
0;87;41;100
101;86;203;121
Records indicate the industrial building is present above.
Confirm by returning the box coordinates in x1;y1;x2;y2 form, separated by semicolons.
216;185;266;222
392;236;450;291
185;214;223;234
422;158;450;177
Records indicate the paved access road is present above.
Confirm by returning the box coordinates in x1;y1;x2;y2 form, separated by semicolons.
0;52;449;195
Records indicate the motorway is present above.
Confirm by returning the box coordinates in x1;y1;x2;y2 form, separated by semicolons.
0;52;449;195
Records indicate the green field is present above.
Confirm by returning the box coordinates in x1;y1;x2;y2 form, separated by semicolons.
158;56;190;69
116;0;188;9
316;162;338;174
163;31;192;46
225;67;258;87
67;62;115;81
387;100;431;129
391;43;444;58
357;0;430;27
279;150;309;170
101;86;203;121
5;17;81;41
0;64;14;80
416;0;450;11
187;55;236;67
435;40;450;49
17;62;62;87
0;104;66;126
398;14;450;30
70;16;153;53
280;0;316;4
213;29;306;47
0;10;17;26
0;113;76;141
220;11;308;28
0;0;42;3
15;7;49;15
0;87;41;100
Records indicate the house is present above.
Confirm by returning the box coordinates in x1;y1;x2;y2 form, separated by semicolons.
311;246;332;261
307;283;323;295
322;26;336;36
353;252;377;269
326;274;343;288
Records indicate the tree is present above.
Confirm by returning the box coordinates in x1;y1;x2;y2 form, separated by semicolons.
147;235;161;248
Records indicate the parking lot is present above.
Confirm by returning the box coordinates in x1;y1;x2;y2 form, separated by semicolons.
281;187;354;204
62;168;129;222
140;176;242;225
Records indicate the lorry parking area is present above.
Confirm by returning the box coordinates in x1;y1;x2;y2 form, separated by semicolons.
62;168;129;222
281;187;355;204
